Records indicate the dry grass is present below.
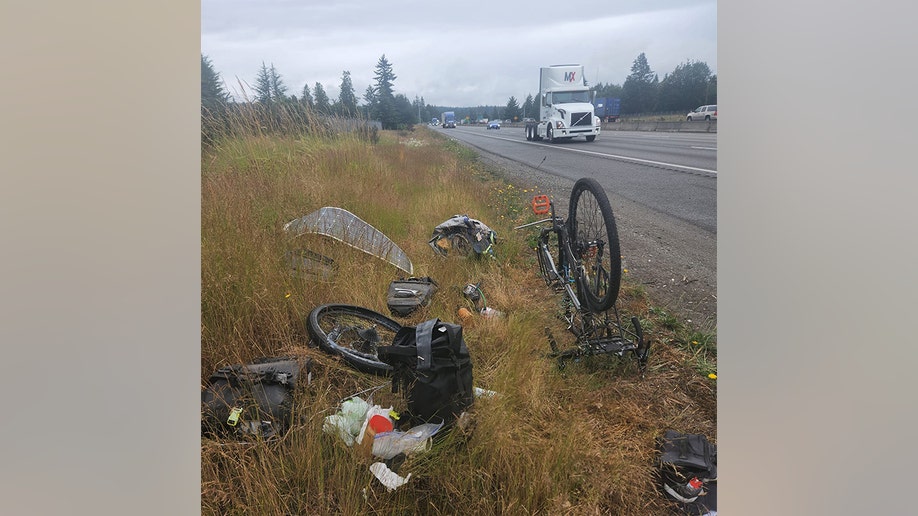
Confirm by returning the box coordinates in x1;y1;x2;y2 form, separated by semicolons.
201;121;716;515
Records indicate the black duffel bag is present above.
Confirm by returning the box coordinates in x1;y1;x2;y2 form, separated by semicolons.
377;318;473;426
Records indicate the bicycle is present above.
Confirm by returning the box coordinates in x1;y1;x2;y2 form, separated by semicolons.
306;304;399;375
515;177;649;371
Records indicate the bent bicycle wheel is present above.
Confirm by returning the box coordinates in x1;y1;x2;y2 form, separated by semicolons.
567;178;622;313
306;304;399;375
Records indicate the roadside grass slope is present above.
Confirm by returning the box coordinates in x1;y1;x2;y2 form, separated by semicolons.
202;123;716;515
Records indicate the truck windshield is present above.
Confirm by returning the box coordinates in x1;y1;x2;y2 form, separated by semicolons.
551;91;591;104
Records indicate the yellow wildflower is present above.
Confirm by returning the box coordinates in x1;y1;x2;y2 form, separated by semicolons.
708;373;717;380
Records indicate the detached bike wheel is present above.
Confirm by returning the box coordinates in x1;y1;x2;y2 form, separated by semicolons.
307;304;399;375
568;178;622;313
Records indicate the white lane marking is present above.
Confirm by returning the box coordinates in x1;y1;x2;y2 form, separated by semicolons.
691;146;717;150
458;130;718;175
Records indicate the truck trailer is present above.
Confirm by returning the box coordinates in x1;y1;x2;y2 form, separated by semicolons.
593;97;621;123
525;65;600;143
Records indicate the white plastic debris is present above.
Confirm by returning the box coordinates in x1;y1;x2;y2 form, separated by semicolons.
322;397;370;446
473;387;498;398
369;462;412;491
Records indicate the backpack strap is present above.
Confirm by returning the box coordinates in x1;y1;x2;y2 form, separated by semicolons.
415;318;438;371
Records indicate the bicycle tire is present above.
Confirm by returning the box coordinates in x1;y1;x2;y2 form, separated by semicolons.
306;304;399;375
567;178;622;313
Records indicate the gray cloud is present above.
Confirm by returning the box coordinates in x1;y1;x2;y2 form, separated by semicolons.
202;0;716;106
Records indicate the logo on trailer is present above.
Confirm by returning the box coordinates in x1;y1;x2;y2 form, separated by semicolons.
564;71;576;82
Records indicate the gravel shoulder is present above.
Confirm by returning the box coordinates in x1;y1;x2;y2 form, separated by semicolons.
473;148;718;332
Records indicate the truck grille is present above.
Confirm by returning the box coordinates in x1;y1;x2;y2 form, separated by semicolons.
571;112;592;127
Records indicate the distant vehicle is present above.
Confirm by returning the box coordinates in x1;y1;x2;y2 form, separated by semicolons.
525;64;601;143
687;105;717;121
431;117;439;126
593;97;621;122
522;117;536;123
487;120;501;130
441;111;456;128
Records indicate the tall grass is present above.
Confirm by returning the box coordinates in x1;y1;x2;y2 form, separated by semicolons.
202;113;716;514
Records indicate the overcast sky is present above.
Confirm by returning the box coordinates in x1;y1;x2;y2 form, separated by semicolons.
201;0;716;107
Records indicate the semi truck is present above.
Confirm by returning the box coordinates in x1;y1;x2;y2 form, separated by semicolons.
440;111;456;128
593;97;621;123
525;64;600;143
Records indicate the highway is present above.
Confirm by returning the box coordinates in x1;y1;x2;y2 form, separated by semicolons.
437;124;718;327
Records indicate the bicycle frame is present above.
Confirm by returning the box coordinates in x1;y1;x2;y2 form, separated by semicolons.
516;197;649;371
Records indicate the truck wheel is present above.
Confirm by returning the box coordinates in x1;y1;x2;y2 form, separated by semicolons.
526;126;532;141
585;135;596;142
547;126;555;143
705;115;711;121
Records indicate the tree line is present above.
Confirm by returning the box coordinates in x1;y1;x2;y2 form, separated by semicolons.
201;51;716;141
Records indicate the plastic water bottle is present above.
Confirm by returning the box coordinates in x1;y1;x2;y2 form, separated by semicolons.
480;307;503;318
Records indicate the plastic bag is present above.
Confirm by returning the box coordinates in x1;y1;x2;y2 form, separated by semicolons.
370;462;412;491
322;397;370;446
371;421;444;460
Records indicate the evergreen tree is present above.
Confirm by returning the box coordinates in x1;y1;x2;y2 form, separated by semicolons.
300;84;313;107
363;85;377;119
522;94;535;119
201;54;231;144
621;53;659;114
254;62;273;103
393;93;415;128
313;82;331;113
336;70;358;116
503;96;522;121
269;64;288;102
594;82;624;99
371;54;398;129
657;60;713;112
201;54;230;112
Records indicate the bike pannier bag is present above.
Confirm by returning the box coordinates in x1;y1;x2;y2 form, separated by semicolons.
386;276;439;317
201;357;306;441
656;430;717;508
377;318;473;425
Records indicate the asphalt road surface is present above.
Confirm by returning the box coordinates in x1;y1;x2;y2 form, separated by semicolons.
438;125;718;330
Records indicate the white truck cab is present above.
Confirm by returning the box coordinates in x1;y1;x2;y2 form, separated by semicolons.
526;65;601;143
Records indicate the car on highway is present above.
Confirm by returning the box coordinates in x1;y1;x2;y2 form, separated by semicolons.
487;120;501;130
686;105;717;121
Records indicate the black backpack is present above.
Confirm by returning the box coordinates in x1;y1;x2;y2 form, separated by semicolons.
201;357;306;441
656;430;717;509
377;318;474;426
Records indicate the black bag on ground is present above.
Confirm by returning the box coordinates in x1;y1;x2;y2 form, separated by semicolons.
201;357;306;441
386;276;439;317
377;318;473;425
656;430;717;511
